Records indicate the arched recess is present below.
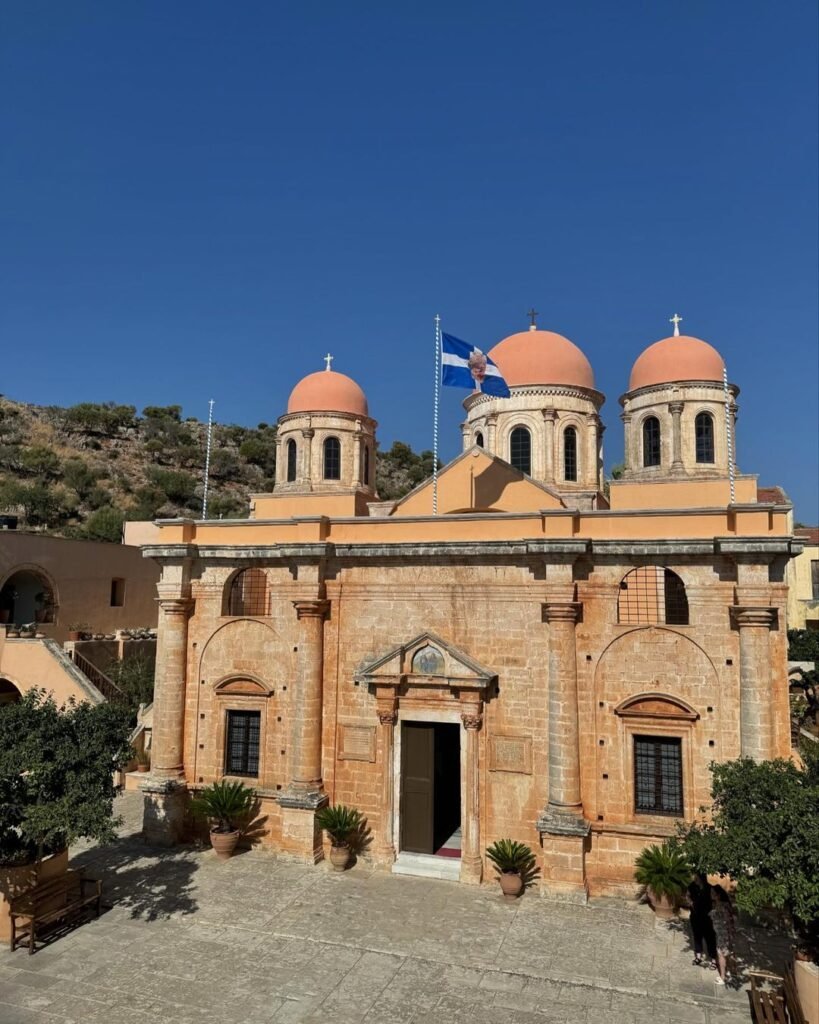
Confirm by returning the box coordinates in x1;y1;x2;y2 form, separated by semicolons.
213;673;275;697
618;566;689;626
0;564;59;625
0;678;22;705
199;617;285;681
224;568;269;617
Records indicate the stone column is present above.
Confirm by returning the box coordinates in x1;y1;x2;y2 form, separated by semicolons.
287;600;329;798
542;409;557;484
545;602;582;815
461;422;471;452
275;437;283;484
375;695;398;864
150;599;192;780
621;412;632;473
300;428;314;485
486;414;498;455
669;401;684;474
734;607;776;760
586;415;600;489
460;699;483;884
353;426;362;487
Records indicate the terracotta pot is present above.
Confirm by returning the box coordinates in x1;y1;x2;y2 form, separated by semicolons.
648;888;676;919
0;849;69;941
499;871;524;901
209;829;240;860
329;845;351;872
136;764;149;773
68;631;82;642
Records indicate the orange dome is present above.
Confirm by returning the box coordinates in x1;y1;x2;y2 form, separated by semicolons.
487;329;595;390
629;335;724;392
287;369;368;417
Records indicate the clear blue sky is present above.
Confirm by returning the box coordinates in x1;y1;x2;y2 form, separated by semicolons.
2;2;817;520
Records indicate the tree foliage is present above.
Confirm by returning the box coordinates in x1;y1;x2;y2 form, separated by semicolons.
83;505;125;543
0;690;132;866
789;629;819;664
678;754;819;948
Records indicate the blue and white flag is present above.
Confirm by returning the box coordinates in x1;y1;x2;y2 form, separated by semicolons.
441;332;510;397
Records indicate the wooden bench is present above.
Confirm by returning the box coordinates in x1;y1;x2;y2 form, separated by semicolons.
9;869;102;955
749;968;807;1024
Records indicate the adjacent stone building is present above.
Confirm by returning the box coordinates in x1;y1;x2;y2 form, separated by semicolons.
142;322;799;898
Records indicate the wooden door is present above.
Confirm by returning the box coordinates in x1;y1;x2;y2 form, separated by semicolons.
400;722;434;853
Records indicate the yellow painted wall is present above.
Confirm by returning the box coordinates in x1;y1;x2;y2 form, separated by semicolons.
787;541;819;629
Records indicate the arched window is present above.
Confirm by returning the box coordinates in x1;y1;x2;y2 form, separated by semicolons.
617;567;689;625
643;416;661;468
286;439;297;482
0;569;57;626
227;568;268;617
695;412;714;464
323;437;341;480
475;431;484;449
564;426;578;481
363;444;370;486
509;427;531;474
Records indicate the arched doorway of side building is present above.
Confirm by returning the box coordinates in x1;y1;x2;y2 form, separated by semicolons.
0;568;57;626
0;678;22;705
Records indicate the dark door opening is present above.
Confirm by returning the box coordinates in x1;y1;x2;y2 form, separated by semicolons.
400;722;461;856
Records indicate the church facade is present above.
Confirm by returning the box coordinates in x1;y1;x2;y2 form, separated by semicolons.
141;323;798;898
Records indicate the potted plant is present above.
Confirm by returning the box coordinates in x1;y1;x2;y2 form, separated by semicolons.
315;804;364;871
485;838;536;900
634;842;692;919
135;749;151;773
190;779;255;860
67;623;91;642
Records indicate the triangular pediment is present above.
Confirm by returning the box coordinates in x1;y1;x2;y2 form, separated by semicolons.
390;447;565;516
354;631;496;691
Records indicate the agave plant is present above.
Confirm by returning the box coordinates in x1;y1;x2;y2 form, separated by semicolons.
315;804;363;847
485;838;536;876
190;779;255;834
634;842;692;900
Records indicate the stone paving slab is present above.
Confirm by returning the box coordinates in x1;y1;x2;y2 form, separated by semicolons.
0;794;792;1024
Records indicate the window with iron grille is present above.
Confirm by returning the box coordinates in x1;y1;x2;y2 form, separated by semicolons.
510;426;531;474
618;567;689;625
363;444;370;486
634;735;683;816
643;416;661;467
695;412;715;463
286;439;297;482
564;426;578;481
225;709;261;777
227;568;268;616
323;436;341;480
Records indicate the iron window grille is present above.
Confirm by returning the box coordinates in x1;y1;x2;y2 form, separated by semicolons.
225;709;261;777
634;735;683;816
618;567;689;625
643;417;661;467
695;412;715;463
564;426;578;481
510;427;531;475
286;439;297;482
227;568;269;617
323;437;341;480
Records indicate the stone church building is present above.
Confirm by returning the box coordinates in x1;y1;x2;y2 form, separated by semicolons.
142;323;798;898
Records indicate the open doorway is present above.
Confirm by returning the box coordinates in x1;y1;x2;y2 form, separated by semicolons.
400;722;461;858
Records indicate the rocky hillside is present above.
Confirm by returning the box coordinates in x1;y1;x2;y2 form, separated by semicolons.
0;397;437;541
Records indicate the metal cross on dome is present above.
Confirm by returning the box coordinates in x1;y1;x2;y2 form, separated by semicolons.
669;313;683;337
323;352;334;371
527;307;539;328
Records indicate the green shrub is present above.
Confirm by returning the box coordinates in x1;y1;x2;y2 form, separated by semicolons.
789;629;819;664
84;506;124;543
18;446;60;478
147;468;197;503
634;843;692;900
190;780;255;834
62;458;100;499
485;838;536;875
315;804;364;847
142;405;181;421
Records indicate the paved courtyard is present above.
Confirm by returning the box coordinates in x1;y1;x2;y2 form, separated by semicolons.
0;794;790;1024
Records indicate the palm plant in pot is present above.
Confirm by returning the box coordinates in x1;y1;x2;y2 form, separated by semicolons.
634;842;692;919
315;804;363;871
190;779;255;860
486;838;536;900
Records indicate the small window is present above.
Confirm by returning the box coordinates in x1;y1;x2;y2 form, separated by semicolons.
475;431;484;449
324;437;341;480
363;444;370;486
286;439;297;482
564;426;578;482
643;417;661;468
634;735;683;816
812;560;819;601
695;412;714;464
510;427;531;474
225;709;261;777
110;578;125;607
227;568;268;616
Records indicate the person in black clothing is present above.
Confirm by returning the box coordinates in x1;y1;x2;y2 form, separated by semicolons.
687;873;717;967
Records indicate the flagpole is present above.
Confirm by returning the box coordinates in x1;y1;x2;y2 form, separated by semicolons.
433;314;441;516
202;398;215;520
722;364;735;504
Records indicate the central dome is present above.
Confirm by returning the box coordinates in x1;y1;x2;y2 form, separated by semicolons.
629;335;724;392
287;369;368;417
488;329;595;390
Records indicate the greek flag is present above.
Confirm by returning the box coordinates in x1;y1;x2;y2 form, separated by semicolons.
440;333;511;397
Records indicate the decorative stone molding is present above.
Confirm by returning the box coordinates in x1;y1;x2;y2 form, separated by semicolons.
293;599;329;620
542;601;581;624
537;808;591;837
730;606;776;629
461;712;483;731
277;789;329;810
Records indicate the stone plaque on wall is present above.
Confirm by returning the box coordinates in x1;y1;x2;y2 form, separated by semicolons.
489;734;533;774
338;724;377;763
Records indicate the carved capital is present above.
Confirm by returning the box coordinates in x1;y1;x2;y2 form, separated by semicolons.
378;709;398;726
293;600;329;621
731;606;776;630
376;697;398;726
542;407;557;422
668;401;684;416
301;428;315;439
461;713;482;731
543;601;581;624
158;598;193;619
